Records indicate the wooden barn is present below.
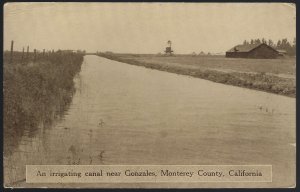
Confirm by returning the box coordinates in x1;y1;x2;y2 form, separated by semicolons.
226;43;279;59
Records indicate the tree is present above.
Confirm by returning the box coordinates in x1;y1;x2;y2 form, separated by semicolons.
275;38;295;56
250;39;254;44
277;40;281;48
291;37;296;55
243;40;250;45
262;38;266;44
293;37;296;48
281;38;288;47
268;39;274;47
255;39;261;44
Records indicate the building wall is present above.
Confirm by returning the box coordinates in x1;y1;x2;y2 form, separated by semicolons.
225;52;248;58
248;45;278;59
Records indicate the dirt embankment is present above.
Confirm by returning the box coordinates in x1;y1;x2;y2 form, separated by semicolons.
97;53;295;98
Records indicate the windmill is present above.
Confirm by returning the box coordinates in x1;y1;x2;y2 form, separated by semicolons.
167;40;172;47
164;40;174;56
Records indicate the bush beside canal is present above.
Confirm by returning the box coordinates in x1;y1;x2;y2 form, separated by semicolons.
4;52;84;156
97;53;295;97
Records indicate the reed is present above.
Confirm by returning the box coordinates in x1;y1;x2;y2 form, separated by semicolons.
3;51;84;156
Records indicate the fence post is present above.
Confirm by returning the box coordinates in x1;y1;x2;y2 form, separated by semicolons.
27;46;29;60
21;47;24;63
34;49;37;62
10;40;14;63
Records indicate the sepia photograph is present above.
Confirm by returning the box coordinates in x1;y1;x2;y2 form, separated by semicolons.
3;2;296;188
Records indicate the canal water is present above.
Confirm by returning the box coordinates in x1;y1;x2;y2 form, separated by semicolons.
5;55;295;188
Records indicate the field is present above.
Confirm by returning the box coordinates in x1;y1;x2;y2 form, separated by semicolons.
98;53;296;97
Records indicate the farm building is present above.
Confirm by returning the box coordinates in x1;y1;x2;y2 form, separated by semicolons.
277;49;287;57
226;43;279;59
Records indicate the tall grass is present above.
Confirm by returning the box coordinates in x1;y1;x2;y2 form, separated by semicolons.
3;51;84;156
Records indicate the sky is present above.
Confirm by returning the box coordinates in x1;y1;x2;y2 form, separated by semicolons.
4;3;296;54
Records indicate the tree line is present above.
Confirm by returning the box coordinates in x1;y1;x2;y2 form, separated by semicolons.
242;37;296;56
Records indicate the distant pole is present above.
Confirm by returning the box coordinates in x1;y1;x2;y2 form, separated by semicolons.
34;49;37;62
27;46;29;60
10;40;14;63
21;47;24;63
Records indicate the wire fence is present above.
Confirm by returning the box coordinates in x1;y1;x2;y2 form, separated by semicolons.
4;40;85;65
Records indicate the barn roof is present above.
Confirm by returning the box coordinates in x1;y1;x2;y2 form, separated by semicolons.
227;44;262;53
226;43;277;53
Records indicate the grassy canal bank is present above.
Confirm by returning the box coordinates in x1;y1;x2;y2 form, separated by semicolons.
4;51;84;156
97;53;296;97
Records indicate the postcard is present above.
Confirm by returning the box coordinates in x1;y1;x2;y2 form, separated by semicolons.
3;2;296;188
